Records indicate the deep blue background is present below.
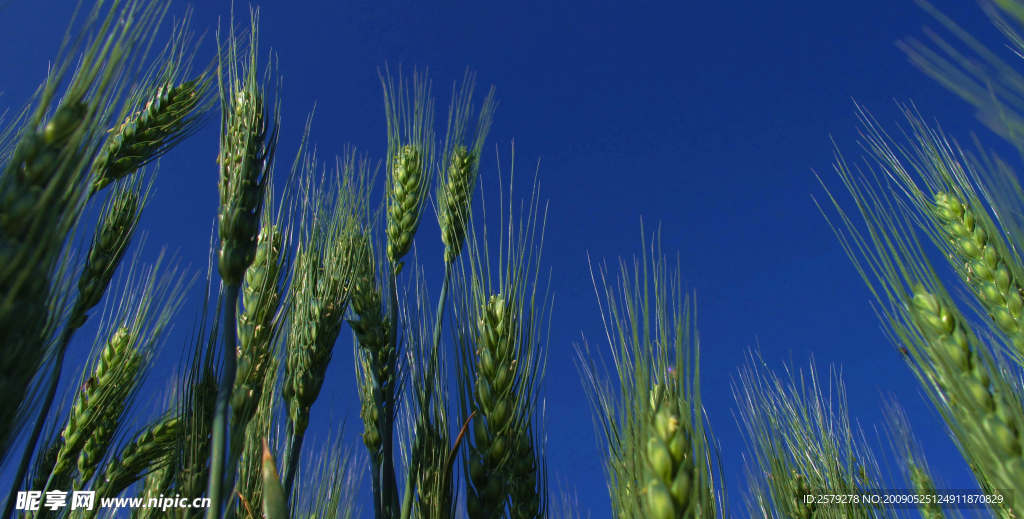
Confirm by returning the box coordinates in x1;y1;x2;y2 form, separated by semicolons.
0;0;1010;517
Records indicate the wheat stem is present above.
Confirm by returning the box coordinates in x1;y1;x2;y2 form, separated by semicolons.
281;422;305;498
207;283;240;519
379;268;401;518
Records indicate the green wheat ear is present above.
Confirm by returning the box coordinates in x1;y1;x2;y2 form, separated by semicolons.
436;72;496;265
44;259;187;493
91;11;213;194
822;106;1024;516
382;67;435;269
216;30;278;287
577;231;717;519
456;153;550;519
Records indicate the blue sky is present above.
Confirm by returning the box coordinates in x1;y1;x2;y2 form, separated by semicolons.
0;0;1011;516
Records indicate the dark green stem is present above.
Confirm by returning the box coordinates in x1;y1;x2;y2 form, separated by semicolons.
207;282;241;519
379;267;401;518
370;451;383;519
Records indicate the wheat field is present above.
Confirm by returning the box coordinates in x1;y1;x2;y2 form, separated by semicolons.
2;0;1024;518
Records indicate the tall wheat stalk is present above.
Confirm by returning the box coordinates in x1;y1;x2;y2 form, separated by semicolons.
207;8;278;518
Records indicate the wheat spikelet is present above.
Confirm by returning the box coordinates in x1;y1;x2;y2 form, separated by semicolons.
72;179;146;329
464;294;522;517
908;288;1024;499
216;69;276;285
284;230;356;434
280;149;368;496
348;230;398;517
438;146;475;264
735;357;888;519
350;253;395;486
208;10;280;516
92;80;209;193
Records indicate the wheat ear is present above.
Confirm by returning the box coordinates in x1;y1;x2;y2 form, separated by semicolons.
822;137;1024;516
382;67;435;270
350;231;396;518
735;357;886;519
50;326;143;488
577;231;717;519
931;191;1024;356
280;150;367;498
208;8;278;517
436;72;496;265
90;11;212;194
228;215;287;504
456;157;549;519
41;258;186;496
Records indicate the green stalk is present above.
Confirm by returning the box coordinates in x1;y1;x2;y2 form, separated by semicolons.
400;265;452;519
207;282;241;519
282;422;305;498
381;268;401;518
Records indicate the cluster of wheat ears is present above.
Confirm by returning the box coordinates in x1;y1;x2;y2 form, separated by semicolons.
5;0;1024;518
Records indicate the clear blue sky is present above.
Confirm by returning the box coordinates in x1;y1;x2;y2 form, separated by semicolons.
0;0;1007;516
